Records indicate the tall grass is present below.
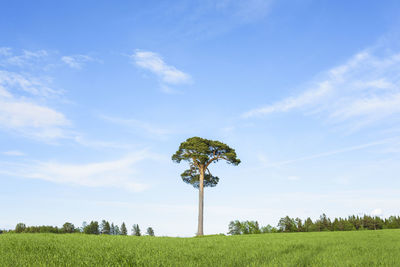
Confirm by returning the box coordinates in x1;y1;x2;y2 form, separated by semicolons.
1;229;399;266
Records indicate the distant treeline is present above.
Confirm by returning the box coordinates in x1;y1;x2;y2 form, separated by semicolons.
2;220;155;236
229;214;400;235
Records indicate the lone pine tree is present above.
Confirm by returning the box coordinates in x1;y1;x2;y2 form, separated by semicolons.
172;137;240;236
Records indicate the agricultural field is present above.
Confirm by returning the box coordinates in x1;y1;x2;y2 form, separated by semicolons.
1;230;399;266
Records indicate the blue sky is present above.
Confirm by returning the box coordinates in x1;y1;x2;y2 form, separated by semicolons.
1;0;400;236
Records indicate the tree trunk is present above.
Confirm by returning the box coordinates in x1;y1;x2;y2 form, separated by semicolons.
197;166;205;236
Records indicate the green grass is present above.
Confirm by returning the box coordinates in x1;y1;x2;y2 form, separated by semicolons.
1;230;399;266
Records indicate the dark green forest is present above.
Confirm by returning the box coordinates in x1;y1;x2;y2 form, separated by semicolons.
2;220;154;236
229;214;400;235
3;214;400;236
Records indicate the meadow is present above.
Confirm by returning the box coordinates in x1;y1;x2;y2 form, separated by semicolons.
1;230;400;266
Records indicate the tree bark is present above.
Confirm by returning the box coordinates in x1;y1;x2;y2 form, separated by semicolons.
197;166;205;236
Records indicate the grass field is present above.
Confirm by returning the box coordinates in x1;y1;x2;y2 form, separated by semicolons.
1;230;399;266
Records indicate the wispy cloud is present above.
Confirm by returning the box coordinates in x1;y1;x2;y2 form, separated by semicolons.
0;99;71;139
61;55;95;69
0;47;12;57
100;115;171;138
0;66;70;140
132;50;191;93
0;70;61;97
2;150;25;156
243;81;332;118
243;48;400;131
1;152;155;192
0;48;115;144
0;48;48;67
215;0;273;22
260;138;396;168
157;0;273;40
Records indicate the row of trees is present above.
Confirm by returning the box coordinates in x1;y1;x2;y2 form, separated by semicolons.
228;214;400;235
10;221;155;236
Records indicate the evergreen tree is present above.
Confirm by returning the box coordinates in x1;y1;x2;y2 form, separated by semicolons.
84;221;99;235
304;218;313;232
261;224;273;233
146;227;155;236
132;224;141;236
278;216;296;232
110;223;115;235
121;222;128;235
295;218;303;232
114;225;121;235
101;220;111;235
172;137;240;236
62;222;75;233
15;223;26;233
228;220;242;235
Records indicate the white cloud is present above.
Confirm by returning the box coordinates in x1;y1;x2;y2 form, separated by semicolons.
243;49;400;131
0;70;60;97
132;50;191;85
12;152;154;192
0;99;70;139
61;55;95;69
243;81;332;118
0;70;70;140
1;49;48;67
2;150;25;156
288;176;300;181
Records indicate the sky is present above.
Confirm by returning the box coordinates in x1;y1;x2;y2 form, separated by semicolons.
1;0;400;236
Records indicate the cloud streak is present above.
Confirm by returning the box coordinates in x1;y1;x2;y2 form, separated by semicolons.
100;115;171;138
1;152;156;192
260;138;396;168
0;69;70;140
243;49;400;131
2;150;25;156
132;50;191;93
61;55;95;69
0;48;48;67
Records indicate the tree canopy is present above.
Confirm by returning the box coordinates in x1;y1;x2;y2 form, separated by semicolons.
172;137;240;188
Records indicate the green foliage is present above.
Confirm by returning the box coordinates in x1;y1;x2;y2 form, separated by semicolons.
15;224;61;234
15;223;26;233
278;216;297;232
121;223;128;236
261;224;277;233
84;221;99;235
112;224;120;235
180;166;219;189
172;137;240;189
132;224;141;236
229;214;398;235
1;231;400;266
62;222;75;233
172;137;241;165
146;227;155;236
101;220;111;235
228;220;261;235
